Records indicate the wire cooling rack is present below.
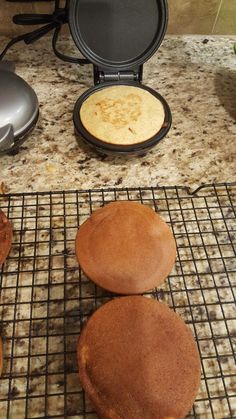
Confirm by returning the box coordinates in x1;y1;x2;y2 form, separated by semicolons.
0;183;235;419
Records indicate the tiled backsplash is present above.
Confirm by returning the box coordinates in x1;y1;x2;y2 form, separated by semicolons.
0;0;235;36
168;0;236;35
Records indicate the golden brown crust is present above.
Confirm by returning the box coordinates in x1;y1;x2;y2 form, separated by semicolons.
77;296;201;419
75;201;176;294
79;85;165;145
0;336;3;376
0;210;12;265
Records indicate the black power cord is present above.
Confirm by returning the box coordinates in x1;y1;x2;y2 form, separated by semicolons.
0;0;90;65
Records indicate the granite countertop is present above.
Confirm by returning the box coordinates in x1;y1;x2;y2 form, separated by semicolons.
0;183;235;417
0;35;235;194
0;34;236;417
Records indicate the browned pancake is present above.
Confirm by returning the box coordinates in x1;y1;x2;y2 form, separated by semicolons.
0;337;2;376
78;296;201;419
79;85;165;145
0;210;12;265
75;201;176;294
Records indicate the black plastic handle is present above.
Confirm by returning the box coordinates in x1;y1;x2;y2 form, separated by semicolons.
13;13;54;25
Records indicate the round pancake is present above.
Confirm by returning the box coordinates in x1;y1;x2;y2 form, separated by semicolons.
78;296;201;419
75;201;176;294
79;85;165;145
0;210;12;265
0;337;2;376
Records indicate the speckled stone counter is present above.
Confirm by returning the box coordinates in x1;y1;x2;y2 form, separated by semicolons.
0;183;236;418
0;35;236;193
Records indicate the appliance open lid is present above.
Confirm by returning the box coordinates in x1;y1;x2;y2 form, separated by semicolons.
69;0;168;71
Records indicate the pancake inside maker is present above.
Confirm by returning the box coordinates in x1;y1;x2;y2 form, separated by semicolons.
79;85;165;145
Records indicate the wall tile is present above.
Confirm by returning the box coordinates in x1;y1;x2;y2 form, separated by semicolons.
0;0;52;36
167;0;221;34
213;0;236;34
0;0;236;37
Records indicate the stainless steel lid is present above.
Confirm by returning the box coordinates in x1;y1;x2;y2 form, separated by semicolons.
0;62;39;153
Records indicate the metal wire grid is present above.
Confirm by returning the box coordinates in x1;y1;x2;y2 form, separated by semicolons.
0;183;235;419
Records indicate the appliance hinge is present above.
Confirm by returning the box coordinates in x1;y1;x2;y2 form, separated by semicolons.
94;66;143;85
99;71;138;83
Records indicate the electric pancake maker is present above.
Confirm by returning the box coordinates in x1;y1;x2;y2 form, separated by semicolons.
0;62;39;155
69;0;171;155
